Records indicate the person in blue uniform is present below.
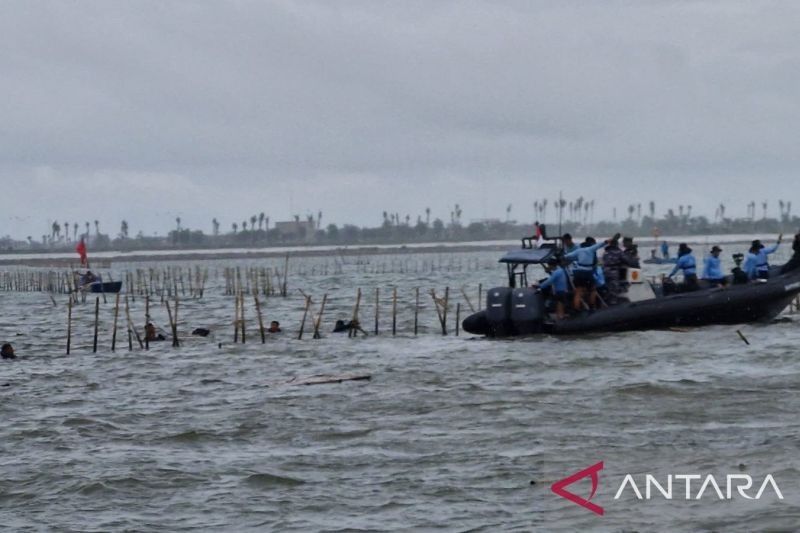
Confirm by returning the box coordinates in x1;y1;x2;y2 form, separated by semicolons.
660;241;669;259
667;243;698;291
561;233;578;254
744;235;782;280
564;233;618;310
702;245;726;286
537;257;569;319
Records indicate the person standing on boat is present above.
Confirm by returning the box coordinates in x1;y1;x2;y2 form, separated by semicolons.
660;241;669;259
667;243;698;291
564;234;617;311
744;236;782;280
622;237;640;268
561;233;578;254
602;237;637;304
780;231;800;274
702;245;726;286
537;257;569;319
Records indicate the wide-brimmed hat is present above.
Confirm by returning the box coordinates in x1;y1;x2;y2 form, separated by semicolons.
678;243;692;255
711;245;722;253
750;239;764;251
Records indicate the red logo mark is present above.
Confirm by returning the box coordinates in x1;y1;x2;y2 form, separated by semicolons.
551;461;604;516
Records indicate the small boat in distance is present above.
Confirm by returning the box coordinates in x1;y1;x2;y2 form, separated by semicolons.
74;271;123;294
85;280;123;293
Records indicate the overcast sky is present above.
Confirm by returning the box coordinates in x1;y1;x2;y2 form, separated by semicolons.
1;1;798;239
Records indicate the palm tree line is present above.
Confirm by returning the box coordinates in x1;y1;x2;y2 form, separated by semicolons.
27;197;799;250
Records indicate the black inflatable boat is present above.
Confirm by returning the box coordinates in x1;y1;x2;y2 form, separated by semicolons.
462;244;800;337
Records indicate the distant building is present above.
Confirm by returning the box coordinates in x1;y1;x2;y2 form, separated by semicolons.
275;220;316;242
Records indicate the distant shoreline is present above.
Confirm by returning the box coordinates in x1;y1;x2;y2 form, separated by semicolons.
0;233;781;267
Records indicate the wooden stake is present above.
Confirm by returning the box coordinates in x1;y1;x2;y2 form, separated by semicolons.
111;293;120;352
234;292;240;343
349;288;363;338
125;296;144;349
281;254;289;297
92;297;100;353
460;286;476;313
455;302;461;336
392;287;397;336
442;287;449;335
414;287;419;336
374;287;380;335
313;293;328;339
298;295;312;340
254;295;265;344
66;298;72;355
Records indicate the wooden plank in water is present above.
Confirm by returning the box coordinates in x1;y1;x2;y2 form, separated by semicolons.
289;374;372;386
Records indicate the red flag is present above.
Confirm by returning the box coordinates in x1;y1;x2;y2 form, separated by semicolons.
76;238;88;266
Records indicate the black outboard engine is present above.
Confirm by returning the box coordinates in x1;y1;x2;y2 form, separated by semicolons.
510;288;546;335
485;287;514;337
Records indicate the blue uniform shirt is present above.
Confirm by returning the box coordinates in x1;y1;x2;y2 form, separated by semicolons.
745;244;779;278
564;241;606;271
539;267;568;294
703;255;723;280
668;254;697;277
594;265;606;287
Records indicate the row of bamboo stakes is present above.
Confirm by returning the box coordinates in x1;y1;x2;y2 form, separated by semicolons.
0;254;497;295
63;283;487;354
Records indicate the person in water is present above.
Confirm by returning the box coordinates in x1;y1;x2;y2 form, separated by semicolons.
268;321;281;333
744;235;782;280
536;257;569;319
702;245;726;286
660;241;669;259
1;343;15;359
667;243;698;291
780;231;800;274
564;234;617;311
144;322;166;342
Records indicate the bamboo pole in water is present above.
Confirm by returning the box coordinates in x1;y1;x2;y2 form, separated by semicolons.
349;288;363;338
92;297;100;353
298;295;312;340
281;254;289;297
392;287;397;336
66;299;72;355
374;287;380;335
111;293;120;352
441;287;449;336
414;287;419;336
233;292;240;343
125;296;144;349
145;295;150;350
455;303;460;336
254;295;265;344
239;291;245;344
313;293;327;339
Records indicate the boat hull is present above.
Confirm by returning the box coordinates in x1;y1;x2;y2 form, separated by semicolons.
86;281;123;293
463;271;800;336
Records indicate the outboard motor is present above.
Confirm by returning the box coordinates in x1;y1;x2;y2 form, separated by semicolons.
510;288;546;334
485;287;514;337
